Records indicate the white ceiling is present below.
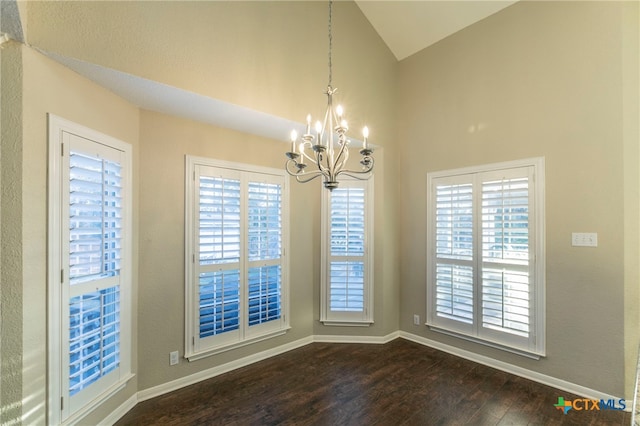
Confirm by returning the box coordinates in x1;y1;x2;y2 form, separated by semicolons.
355;1;518;60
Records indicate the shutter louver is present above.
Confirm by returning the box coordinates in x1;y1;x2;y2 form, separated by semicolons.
248;182;281;261
199;270;240;337
69;152;122;283
248;265;281;325
69;287;120;396
199;177;241;265
330;188;365;256
435;183;473;261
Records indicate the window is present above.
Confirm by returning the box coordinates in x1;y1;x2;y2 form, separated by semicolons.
321;178;374;326
426;158;545;357
48;115;133;424
185;156;289;359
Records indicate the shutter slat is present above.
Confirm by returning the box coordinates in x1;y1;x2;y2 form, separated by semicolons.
199;177;242;265
68;286;121;396
435;183;473;261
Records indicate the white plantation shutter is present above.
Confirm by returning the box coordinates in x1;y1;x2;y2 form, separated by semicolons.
49;116;132;425
427;159;544;356
321;178;373;325
481;175;531;339
198;175;241;340
186;158;289;358
434;183;474;327
247;181;282;327
66;144;124;412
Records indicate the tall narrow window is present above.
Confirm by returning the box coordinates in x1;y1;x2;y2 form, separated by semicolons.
48;115;133;425
186;157;289;360
321;178;374;326
427;158;545;357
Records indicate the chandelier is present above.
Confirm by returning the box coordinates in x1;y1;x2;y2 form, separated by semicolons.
285;0;374;191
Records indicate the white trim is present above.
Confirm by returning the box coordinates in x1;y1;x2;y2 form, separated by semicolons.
313;331;399;344
428;326;542;359
399;331;625;405
47;114;133;425
320;321;374;327
138;336;313;402
320;177;374;325
426;157;546;356
184;155;290;360
97;393;138;426
427;156;545;179
185;327;291;362
65;374;135;426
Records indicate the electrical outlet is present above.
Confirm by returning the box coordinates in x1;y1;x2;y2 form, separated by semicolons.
170;351;179;366
413;314;420;326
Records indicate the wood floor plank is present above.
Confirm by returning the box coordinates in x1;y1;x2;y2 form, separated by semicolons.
115;339;627;426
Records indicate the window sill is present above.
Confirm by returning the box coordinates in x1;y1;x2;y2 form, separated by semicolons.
186;327;291;362
321;320;374;327
428;325;545;360
64;373;135;426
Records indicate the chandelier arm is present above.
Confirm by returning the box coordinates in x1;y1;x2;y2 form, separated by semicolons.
285;159;330;184
295;170;328;184
314;150;330;175
338;170;373;180
284;159;303;176
332;139;349;173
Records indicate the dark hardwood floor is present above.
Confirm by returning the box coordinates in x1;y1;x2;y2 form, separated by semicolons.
116;339;629;425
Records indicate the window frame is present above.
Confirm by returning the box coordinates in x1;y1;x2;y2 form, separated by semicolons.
185;156;290;361
426;157;545;358
320;177;374;326
47;114;134;425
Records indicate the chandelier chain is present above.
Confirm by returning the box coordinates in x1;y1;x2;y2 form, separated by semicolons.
328;0;332;87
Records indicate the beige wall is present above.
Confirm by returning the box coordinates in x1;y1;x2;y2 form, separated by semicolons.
7;1;399;422
25;1;397;137
26;0;401;338
397;1;638;398
7;45;141;424
3;0;637;423
623;0;640;402
0;41;23;426
136;109;320;389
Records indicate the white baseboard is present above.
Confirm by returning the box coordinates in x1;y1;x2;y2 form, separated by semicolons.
398;331;626;406
99;393;138;426
137;335;314;402
313;331;399;344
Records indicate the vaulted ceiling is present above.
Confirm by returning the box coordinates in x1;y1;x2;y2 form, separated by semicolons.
356;1;518;60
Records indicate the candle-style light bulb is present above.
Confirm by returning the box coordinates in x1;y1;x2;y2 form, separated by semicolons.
340;119;348;131
336;105;343;119
306;114;312;134
290;129;298;153
315;121;323;145
362;126;369;149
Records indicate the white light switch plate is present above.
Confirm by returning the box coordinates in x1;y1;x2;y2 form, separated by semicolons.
572;232;598;247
